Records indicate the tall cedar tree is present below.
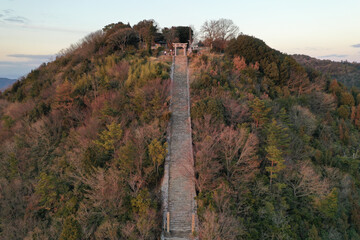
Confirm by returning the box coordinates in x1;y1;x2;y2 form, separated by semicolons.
265;119;289;186
249;97;270;128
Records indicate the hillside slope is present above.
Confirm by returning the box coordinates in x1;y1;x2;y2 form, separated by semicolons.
190;35;360;239
1;23;360;240
0;22;171;239
293;54;360;88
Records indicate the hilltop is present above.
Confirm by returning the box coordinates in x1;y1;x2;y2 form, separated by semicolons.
1;20;360;239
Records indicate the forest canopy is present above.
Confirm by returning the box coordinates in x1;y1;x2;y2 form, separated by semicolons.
1;19;360;240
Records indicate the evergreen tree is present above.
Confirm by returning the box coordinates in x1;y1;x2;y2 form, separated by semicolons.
59;217;82;240
279;107;291;126
340;91;355;106
265;119;289;186
148;139;167;174
354;105;360;129
265;145;285;186
307;225;321;240
264;62;279;82
329;79;341;95
338;105;350;119
94;122;123;152
249;97;270;128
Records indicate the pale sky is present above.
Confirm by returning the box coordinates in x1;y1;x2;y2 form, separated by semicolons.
1;0;360;79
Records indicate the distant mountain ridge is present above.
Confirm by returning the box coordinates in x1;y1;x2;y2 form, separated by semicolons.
0;78;17;91
293;54;360;88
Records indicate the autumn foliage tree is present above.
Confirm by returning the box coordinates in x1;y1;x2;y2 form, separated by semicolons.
93;122;123;152
53;79;74;113
351;104;360;129
233;56;247;72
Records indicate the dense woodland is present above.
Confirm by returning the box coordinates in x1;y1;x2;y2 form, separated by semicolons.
191;35;360;239
293;54;360;89
1;19;360;240
0;21;172;239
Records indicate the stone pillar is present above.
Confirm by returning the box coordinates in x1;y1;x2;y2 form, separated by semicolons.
184;46;186;56
174;46;177;56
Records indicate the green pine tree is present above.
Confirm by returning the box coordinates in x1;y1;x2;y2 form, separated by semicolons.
265;119;289;186
148;139;168;174
249;97;270;128
59;216;82;240
307;225;321;240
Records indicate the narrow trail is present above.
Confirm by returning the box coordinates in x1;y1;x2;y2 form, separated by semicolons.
162;56;197;240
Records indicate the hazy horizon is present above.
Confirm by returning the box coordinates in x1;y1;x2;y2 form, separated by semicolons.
1;0;360;79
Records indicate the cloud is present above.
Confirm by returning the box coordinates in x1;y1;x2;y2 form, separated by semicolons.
8;54;54;61
3;9;14;14
0;9;29;24
0;62;36;79
0;61;20;65
0;60;46;67
0;9;88;34
0;60;42;78
319;54;348;58
0;53;56;78
20;24;89;34
352;44;360;48
0;56;53;79
4;16;28;23
293;47;330;52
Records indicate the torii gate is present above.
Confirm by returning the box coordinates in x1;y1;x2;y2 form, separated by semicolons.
172;43;188;56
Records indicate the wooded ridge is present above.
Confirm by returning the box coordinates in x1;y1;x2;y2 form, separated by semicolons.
1;20;360;239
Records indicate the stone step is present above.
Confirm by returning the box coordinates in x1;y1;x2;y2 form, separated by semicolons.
162;56;197;240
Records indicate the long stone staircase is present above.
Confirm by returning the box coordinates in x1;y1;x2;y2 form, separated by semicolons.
162;56;197;239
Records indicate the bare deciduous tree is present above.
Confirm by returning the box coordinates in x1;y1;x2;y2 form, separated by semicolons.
199;208;240;240
216;18;239;41
106;28;139;51
285;161;330;199
201;20;219;45
218;127;247;178
201;18;239;50
218;127;259;182
192;115;222;193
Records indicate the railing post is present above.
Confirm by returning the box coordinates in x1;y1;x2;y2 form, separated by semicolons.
192;213;195;233
167;212;170;233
